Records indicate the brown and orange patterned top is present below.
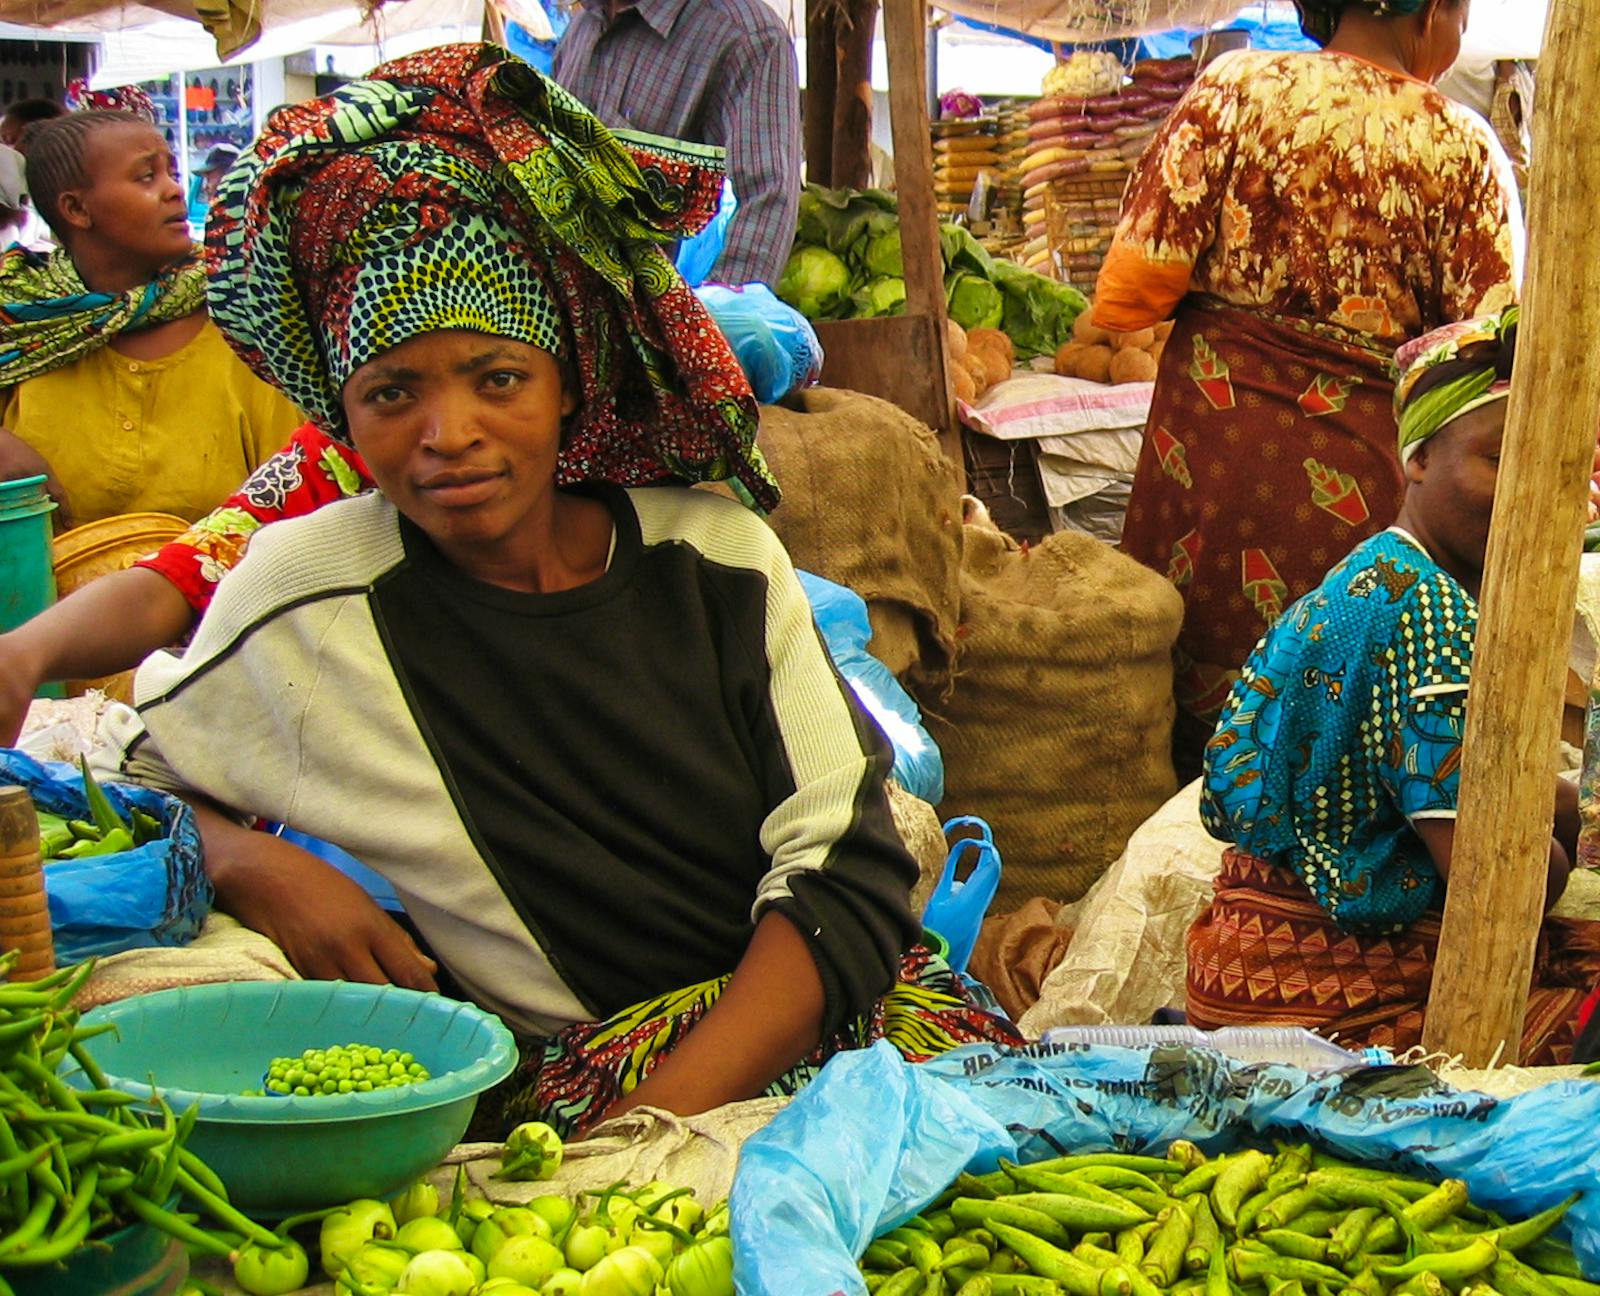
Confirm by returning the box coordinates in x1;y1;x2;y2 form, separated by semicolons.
1093;50;1522;343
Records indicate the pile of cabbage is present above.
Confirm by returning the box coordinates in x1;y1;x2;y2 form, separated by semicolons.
774;185;1088;360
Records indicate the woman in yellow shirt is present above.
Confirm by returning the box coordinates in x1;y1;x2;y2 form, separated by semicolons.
0;110;300;526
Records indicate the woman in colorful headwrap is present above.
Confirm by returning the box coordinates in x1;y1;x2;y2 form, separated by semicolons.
103;44;1018;1137
0;110;300;524
1188;308;1600;1064
1094;0;1522;776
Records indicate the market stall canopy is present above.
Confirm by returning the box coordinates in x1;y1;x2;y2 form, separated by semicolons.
932;0;1544;55
0;0;549;59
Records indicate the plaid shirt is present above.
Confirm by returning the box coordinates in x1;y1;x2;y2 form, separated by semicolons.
554;0;800;286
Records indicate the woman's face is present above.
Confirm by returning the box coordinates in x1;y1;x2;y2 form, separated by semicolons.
64;123;190;268
1412;0;1471;83
342;330;578;576
1406;397;1504;578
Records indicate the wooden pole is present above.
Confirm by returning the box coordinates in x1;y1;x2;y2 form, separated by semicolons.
882;0;955;450
1422;0;1600;1065
805;0;838;185
830;0;878;190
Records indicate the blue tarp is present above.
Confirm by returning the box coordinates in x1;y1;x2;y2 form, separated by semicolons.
945;9;1315;59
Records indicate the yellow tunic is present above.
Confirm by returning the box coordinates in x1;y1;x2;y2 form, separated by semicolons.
1;318;302;525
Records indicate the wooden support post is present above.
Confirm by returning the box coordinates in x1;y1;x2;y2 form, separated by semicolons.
1422;0;1600;1065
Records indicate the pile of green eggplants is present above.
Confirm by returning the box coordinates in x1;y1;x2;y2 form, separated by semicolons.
0;953;291;1296
35;758;163;861
174;1122;734;1296
859;1142;1597;1296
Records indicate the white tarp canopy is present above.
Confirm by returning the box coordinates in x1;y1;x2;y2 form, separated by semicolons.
933;0;1546;57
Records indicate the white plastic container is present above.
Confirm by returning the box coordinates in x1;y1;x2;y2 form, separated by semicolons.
1038;1024;1391;1071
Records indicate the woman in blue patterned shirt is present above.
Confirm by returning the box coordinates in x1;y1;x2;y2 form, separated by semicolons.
1187;306;1600;1063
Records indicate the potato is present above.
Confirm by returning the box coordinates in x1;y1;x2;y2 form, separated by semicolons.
1071;344;1114;383
1153;320;1175;341
1054;341;1088;375
977;347;1011;387
1148;339;1166;366
1073;311;1111;345
952;364;977;403
967;327;1015;366
962;352;992;395
947;318;969;362
1112;327;1156;351
1110;347;1158;383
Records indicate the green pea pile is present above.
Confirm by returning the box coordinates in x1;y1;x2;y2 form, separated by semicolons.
259;1043;431;1096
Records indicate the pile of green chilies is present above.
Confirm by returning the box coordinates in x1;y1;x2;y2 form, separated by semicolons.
861;1143;1598;1296
0;953;287;1293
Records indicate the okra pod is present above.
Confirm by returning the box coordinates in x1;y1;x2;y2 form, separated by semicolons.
1141;1206;1193;1286
1117;1221;1157;1267
1075;1242;1124;1271
1212;1150;1272;1230
1185;1195;1220;1274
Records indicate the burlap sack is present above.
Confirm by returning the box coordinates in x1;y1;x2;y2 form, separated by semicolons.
889;780;949;919
926;520;1182;908
757;388;965;692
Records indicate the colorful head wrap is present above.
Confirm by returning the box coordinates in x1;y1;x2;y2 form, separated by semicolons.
63;79;158;124
1292;0;1426;45
206;43;777;510
1393;305;1518;466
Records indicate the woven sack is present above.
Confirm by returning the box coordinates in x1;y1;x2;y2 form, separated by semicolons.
926;520;1182;906
756;388;965;693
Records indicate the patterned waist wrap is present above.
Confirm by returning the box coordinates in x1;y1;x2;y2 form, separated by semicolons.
204;42;778;509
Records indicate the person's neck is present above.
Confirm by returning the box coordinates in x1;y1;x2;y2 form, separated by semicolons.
441;489;615;595
1392;503;1482;599
1322;13;1420;79
68;243;174;296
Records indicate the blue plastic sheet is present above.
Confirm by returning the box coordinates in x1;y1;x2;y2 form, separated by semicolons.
0;750;210;961
731;1041;1600;1296
676;181;738;288
694;283;824;406
800;572;943;805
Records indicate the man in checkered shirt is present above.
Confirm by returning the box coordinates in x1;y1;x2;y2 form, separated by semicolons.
555;0;801;286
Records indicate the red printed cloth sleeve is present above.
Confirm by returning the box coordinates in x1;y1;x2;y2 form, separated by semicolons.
133;422;374;614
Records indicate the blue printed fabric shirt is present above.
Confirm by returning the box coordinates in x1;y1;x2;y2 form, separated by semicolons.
1200;529;1475;933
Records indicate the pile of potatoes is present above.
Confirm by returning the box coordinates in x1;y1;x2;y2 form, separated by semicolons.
949;320;1016;403
1054;311;1173;384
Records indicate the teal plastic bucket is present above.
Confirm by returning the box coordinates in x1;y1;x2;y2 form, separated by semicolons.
0;474;56;633
8;1218;188;1296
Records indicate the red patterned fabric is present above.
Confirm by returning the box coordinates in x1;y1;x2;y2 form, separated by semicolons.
1188;848;1600;1065
1120;299;1404;765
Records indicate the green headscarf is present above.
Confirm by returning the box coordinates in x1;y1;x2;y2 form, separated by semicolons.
1393;305;1518;466
1293;0;1428;45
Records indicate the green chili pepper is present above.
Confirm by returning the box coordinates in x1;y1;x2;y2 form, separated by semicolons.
1205;1238;1232;1296
1393;1274;1451;1296
1230;1246;1350;1289
1211;1151;1272;1231
1075;1242;1124;1271
1361;1178;1469;1254
949;1199;1073;1247
954;1278;994;1296
1183;1195;1220;1274
938;1240;990;1273
984;1277;1067;1296
1141;1206;1193;1286
1376;1238;1499;1285
995;1191;1150;1234
1174;1162;1227;1200
866;1241;911;1271
1492;1255;1571;1296
1521;1239;1585;1279
1259;1231;1331;1264
987;1221;1104;1296
1073;1167;1168;1194
1543;1277;1600;1296
878;1268;927;1296
1255;1185;1329;1233
1325;1207;1378;1265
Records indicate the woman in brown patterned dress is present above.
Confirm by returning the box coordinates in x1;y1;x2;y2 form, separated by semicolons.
1093;0;1521;774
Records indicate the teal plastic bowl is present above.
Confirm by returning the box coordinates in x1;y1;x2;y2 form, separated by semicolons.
69;981;518;1216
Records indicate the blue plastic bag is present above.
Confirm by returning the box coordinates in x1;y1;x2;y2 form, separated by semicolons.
799;572;943;804
695;283;824;405
0;750;210;961
921;817;1002;972
676;180;737;288
731;1041;1600;1295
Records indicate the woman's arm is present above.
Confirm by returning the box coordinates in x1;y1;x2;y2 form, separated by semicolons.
189;798;437;989
1411;776;1573;914
606;910;823;1120
0;567;192;744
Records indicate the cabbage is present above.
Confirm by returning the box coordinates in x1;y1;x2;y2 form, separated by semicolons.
851;276;907;318
945;270;1004;331
991;259;1089;359
861;229;903;279
776;245;853;320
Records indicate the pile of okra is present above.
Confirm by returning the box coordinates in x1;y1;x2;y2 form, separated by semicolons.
859;1142;1596;1296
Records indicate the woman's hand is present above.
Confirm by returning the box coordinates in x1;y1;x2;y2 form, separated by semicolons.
0;427;72;529
190;800;437;990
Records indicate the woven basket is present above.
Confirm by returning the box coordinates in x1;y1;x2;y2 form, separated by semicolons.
1042;173;1129;293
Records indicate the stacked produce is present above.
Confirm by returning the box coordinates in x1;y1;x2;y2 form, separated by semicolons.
209;1121;733;1296
949;322;1017;404
934;120;1002;220
1054;308;1172;384
990;106;1031;231
776;185;1088;363
1018;55;1198;283
858;1143;1594;1296
34;757;163;860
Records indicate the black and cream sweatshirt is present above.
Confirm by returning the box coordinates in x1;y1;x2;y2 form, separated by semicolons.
106;485;919;1038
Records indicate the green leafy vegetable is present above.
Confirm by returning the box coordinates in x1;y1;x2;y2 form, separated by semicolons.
775;246;853;320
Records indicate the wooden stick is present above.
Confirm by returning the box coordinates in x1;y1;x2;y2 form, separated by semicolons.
881;0;956;452
1422;0;1600;1065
